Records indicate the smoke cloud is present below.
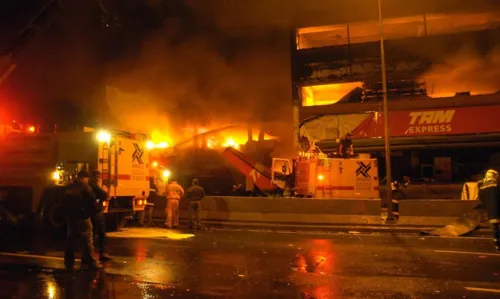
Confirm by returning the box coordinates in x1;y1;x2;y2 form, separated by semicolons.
420;46;500;97
102;0;500;156
103;2;294;149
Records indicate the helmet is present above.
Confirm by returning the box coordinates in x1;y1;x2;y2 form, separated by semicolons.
485;169;499;181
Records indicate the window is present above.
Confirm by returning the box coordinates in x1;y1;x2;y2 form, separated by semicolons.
296;10;500;50
347;20;380;45
426;11;500;36
296;25;348;49
301;82;363;107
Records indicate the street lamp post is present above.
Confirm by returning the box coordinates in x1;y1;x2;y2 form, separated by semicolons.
377;0;394;221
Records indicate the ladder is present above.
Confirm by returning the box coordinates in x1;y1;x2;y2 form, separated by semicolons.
100;140;117;197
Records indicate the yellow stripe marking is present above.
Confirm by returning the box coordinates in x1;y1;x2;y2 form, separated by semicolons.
465;287;500;293
0;252;81;262
434;250;500;257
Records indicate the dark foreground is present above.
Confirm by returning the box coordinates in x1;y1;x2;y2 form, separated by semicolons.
0;227;499;298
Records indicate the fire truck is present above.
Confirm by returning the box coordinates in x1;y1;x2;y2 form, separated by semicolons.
223;147;380;199
0;126;149;230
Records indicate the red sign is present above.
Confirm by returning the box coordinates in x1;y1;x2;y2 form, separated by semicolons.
352;105;500;138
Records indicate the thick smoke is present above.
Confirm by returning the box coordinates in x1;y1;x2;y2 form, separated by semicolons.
103;0;500;158
420;46;500;97
103;2;294;150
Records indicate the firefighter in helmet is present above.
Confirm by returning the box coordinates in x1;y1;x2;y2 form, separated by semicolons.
89;170;113;261
165;177;184;229
478;169;500;251
185;178;205;229
61;169;101;270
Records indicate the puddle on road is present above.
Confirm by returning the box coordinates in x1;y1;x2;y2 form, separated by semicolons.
0;269;213;299
108;228;195;240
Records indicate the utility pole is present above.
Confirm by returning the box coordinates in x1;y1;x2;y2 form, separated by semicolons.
378;0;394;221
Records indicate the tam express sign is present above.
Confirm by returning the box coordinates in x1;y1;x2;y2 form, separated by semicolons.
405;110;454;134
353;105;500;138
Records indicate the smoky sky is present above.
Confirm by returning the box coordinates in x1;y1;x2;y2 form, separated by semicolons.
2;0;500;136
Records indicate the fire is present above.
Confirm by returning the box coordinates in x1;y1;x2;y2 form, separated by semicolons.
148;130;172;148
148;125;278;150
301;82;363;107
222;137;239;149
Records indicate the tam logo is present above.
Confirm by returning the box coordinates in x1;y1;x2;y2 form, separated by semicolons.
408;110;455;125
406;110;455;134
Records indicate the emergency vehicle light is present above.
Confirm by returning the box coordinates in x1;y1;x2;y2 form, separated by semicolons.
27;126;36;133
96;130;111;143
51;170;61;181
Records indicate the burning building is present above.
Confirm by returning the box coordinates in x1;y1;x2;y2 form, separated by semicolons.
291;3;500;182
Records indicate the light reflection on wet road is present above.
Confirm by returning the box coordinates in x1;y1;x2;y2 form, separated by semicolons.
0;227;499;298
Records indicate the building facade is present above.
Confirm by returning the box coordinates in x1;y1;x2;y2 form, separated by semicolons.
291;7;500;182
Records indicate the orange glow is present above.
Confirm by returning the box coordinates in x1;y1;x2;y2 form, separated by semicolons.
297;11;500;49
138;200;143;205
145;125;279;151
27;126;35;133
301;82;363;107
152;161;158;168
150;130;172;147
317;174;325;181
222;137;239;149
135;241;148;262
176;126;278;149
102;201;107;207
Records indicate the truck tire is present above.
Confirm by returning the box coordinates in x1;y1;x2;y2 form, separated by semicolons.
44;202;66;228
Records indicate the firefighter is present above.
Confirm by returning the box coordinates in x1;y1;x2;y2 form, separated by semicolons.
61;170;101;270
165;178;184;229
138;177;157;227
89;171;113;262
156;176;166;197
338;132;354;158
185;178;205;229
478;169;500;251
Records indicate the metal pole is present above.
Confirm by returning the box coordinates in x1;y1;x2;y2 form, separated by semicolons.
378;0;393;221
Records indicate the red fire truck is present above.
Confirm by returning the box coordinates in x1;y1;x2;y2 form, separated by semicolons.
0;126;149;230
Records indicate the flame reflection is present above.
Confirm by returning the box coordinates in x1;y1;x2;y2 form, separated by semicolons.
291;239;339;299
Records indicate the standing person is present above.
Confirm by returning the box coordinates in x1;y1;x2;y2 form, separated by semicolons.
61;170;101;270
338;133;354;158
165;178;184;229
156;177;166;198
138;177;158;227
478;169;500;251
185;178;205;229
89;171;113;262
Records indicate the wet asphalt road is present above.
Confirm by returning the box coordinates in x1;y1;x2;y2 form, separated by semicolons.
0;227;499;299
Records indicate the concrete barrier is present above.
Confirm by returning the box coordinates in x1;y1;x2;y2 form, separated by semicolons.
379;184;463;199
398;200;480;226
150;196;382;225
